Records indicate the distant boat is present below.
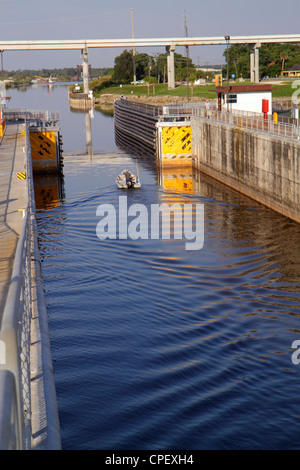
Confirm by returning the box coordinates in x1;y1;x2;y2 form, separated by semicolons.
116;170;141;189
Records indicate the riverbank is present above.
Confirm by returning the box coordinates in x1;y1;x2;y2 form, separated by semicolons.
92;79;299;104
95;93;207;106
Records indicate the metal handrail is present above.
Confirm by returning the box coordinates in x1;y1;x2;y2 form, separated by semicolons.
191;106;300;140
3;108;60;124
0;121;33;450
0;210;30;450
0;370;19;449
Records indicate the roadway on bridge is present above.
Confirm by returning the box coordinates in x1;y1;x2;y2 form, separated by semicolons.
0;123;27;322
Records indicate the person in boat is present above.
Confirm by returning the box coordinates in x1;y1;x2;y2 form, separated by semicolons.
117;170;138;188
124;170;136;187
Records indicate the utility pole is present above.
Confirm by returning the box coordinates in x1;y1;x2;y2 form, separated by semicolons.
130;8;136;85
184;11;190;101
0;51;3;79
225;35;230;111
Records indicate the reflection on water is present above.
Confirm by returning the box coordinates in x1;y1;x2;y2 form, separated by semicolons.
158;167;194;193
68;106;94;157
95;104;114;116
34;173;65;210
85;110;93;157
69;106;114;157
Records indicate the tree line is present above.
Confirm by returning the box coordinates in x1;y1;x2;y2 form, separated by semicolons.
111;49;200;84
112;44;300;85
223;43;300;78
1;67;113;83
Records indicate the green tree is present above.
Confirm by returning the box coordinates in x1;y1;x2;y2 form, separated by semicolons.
112;49;134;83
280;51;289;73
112;50;196;84
135;53;155;80
222;44;250;79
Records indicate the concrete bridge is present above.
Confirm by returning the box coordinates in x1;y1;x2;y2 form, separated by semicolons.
1;34;300;89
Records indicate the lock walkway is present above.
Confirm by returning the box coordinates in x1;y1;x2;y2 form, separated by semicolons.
0;121;61;450
0;123;27;323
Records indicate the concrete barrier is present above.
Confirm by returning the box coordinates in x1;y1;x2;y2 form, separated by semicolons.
68;92;94;110
192;118;300;223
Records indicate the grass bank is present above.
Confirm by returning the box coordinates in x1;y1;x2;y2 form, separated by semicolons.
93;83;216;100
271;81;300;98
92;80;299;105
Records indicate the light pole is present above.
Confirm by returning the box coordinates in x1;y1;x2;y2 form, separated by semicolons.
184;11;190;101
130;8;136;85
225;35;230;111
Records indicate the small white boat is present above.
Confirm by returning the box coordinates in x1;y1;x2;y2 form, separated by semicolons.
116;170;141;189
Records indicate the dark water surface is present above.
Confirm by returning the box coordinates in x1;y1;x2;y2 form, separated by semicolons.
10;84;300;449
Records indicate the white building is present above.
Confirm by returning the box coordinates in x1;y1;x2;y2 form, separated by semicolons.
214;84;273;115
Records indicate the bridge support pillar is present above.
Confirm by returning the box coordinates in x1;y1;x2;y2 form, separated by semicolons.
81;47;89;94
249;43;261;83
166;45;175;89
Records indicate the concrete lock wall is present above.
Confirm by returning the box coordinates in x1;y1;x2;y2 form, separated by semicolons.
192;118;300;223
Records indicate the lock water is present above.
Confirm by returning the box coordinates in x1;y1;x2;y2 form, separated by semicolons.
8;84;300;449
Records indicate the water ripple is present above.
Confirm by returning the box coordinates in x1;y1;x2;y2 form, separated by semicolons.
37;156;300;450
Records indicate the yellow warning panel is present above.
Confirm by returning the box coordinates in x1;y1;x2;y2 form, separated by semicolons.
0;120;6;138
162;126;192;156
30;131;57;172
17;171;26;180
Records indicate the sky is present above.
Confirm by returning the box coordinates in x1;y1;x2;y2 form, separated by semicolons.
0;0;300;71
